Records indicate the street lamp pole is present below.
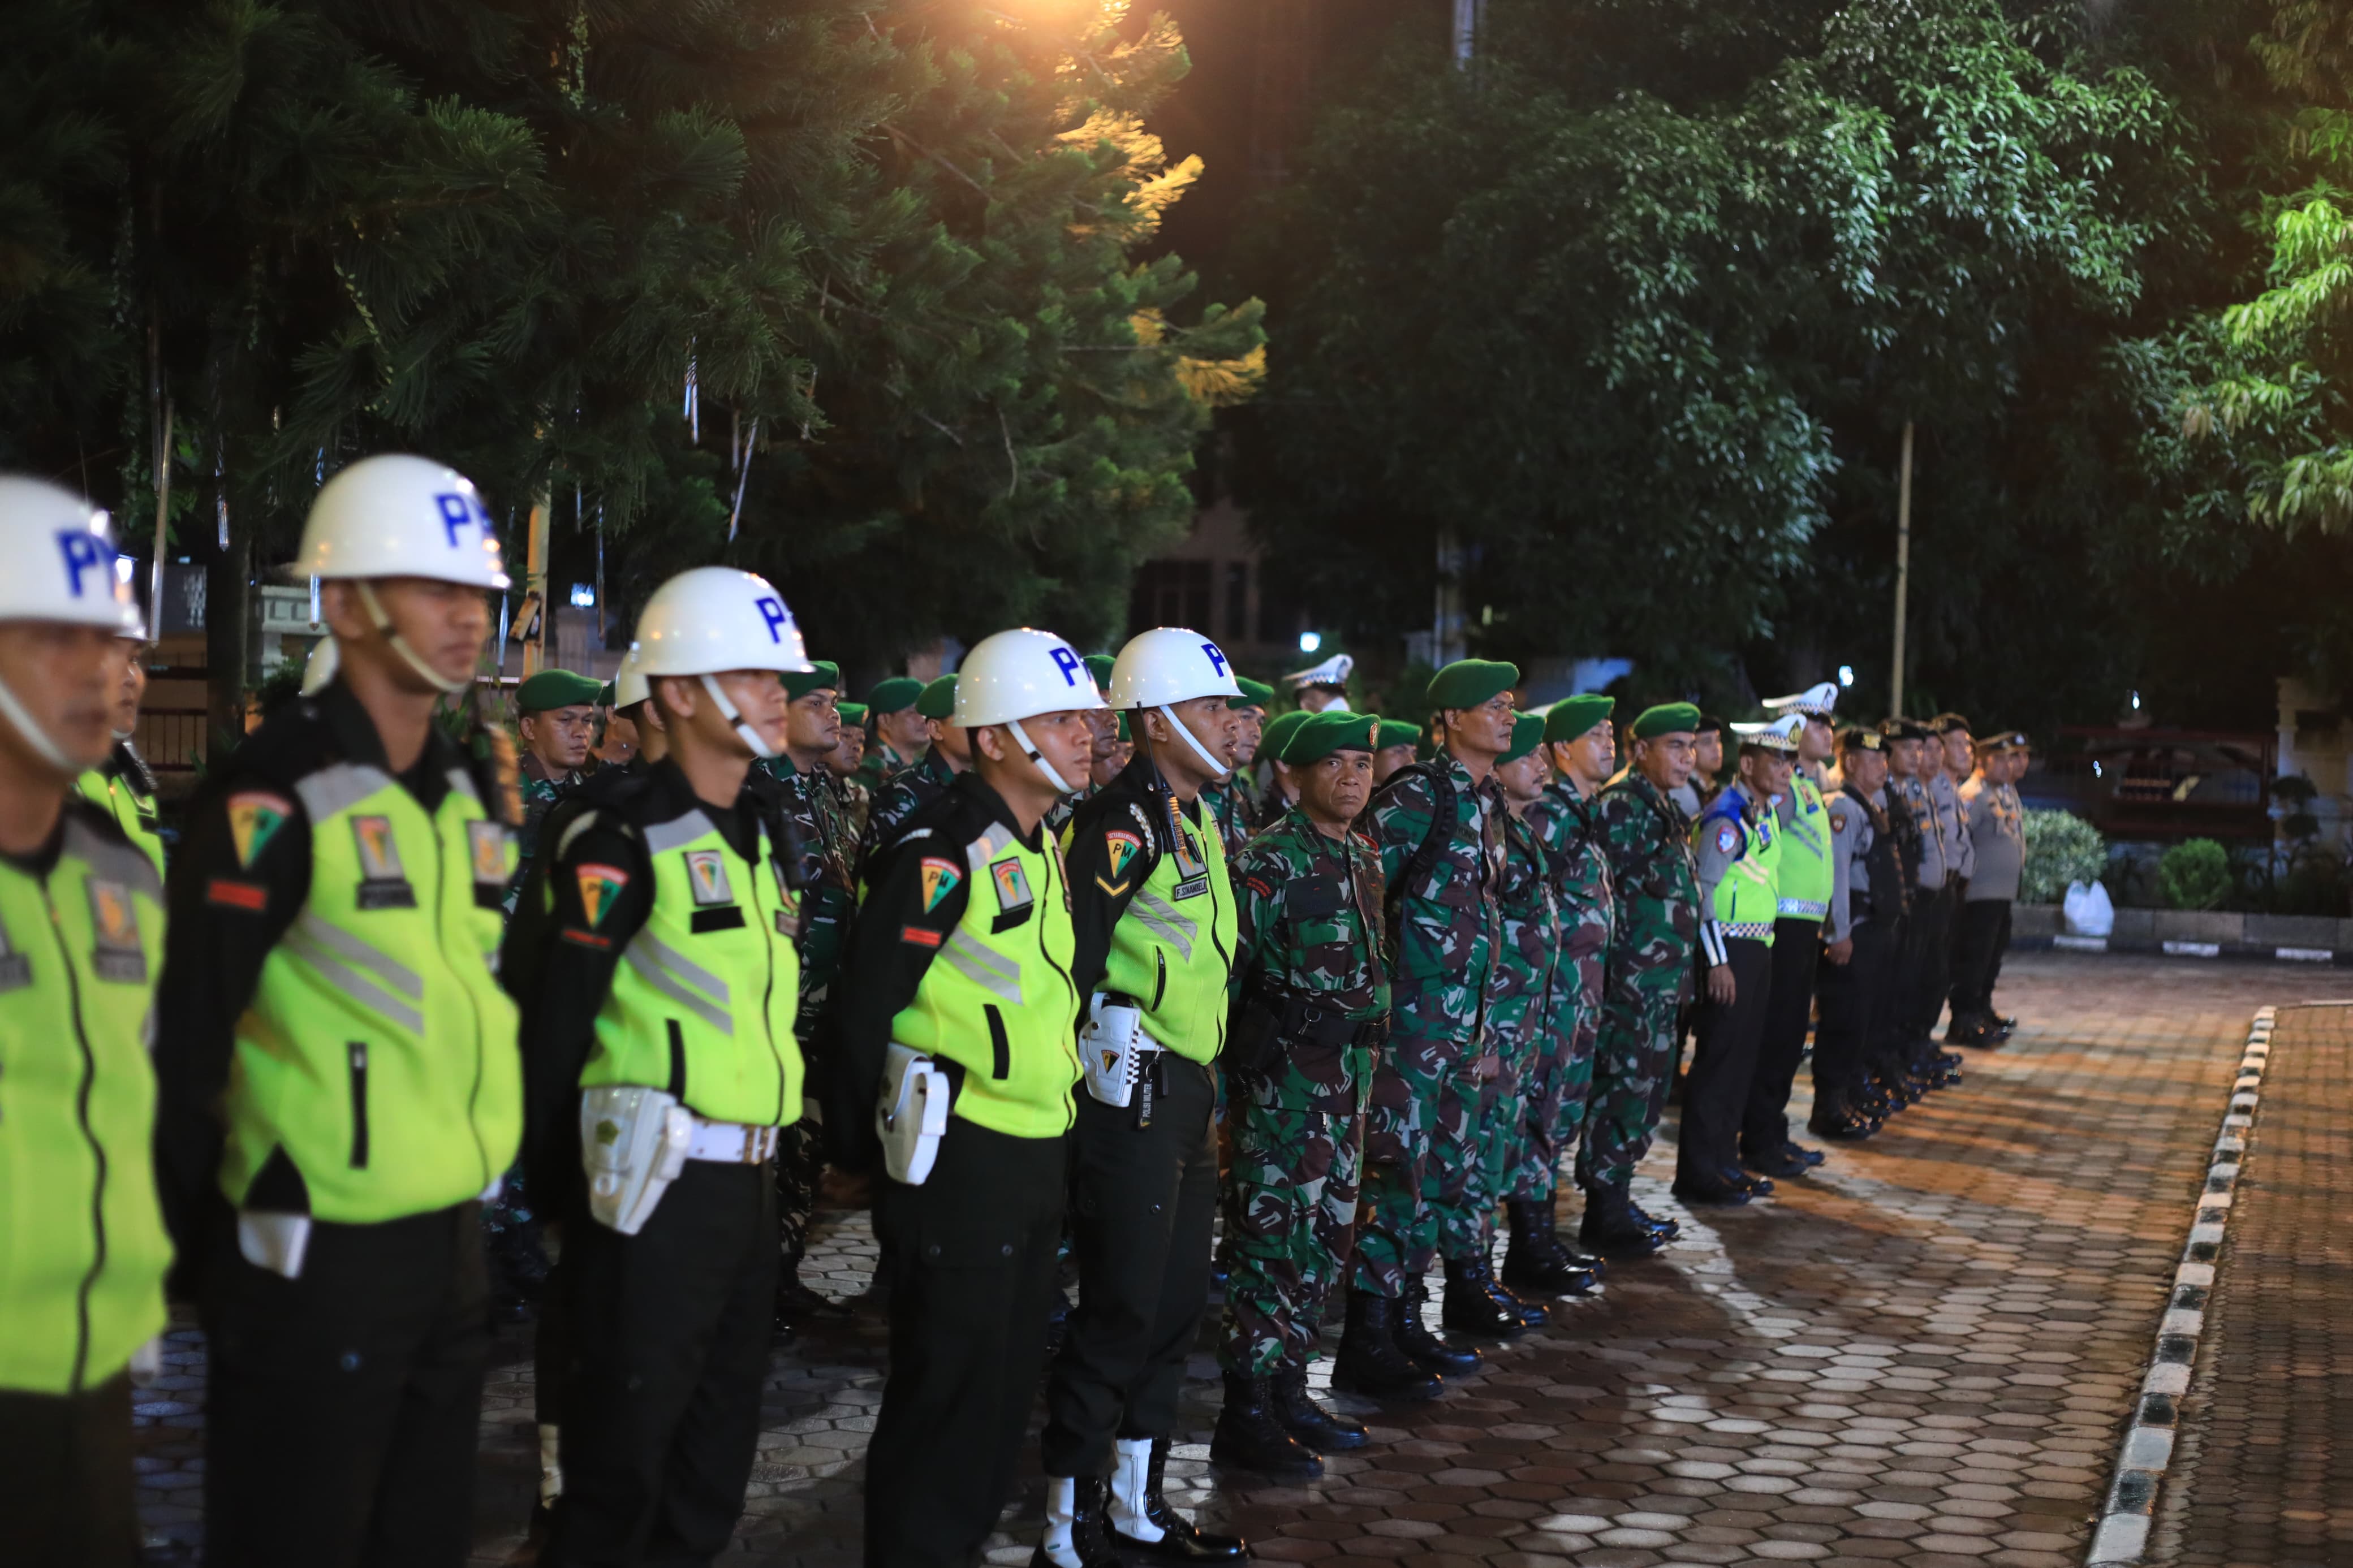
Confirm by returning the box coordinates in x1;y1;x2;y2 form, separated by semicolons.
1891;419;1914;716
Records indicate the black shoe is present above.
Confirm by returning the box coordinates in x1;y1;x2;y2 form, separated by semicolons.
1783;1139;1826;1167
1808;1106;1874;1141
1492;1269;1549;1329
1441;1254;1528;1339
1725;1165;1774;1197
1397;1277;1482;1376
1333;1290;1445;1401
1740;1143;1809;1178
1501;1199;1603;1297
1270;1368;1370;1452
1209;1374;1323;1479
1115;1436;1253;1556
1627;1196;1681;1241
1944;1014;1990;1047
1032;1475;1129;1568
1579;1184;1665;1259
1671;1170;1752;1206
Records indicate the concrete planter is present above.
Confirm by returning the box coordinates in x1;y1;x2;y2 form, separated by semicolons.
2152;910;2244;947
2010;901;2351;962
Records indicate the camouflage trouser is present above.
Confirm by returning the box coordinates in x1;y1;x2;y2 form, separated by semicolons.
776;1120;821;1269
1492;975;1601;1210
1218;1053;1367;1377
1475;994;1544;1241
1574;970;1684;1193
1545;947;1609;1173
1352;1030;1488;1297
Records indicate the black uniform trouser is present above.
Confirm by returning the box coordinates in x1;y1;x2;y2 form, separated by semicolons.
1742;919;1824;1155
1044;1055;1218;1478
202;1202;488;1568
0;1373;135;1567
1678;937;1772;1181
1949;900;2012;1020
1866;913;1914;1082
1904;882;1958;1048
867;1119;1068;1568
548;1160;776;1567
1813;920;1890;1111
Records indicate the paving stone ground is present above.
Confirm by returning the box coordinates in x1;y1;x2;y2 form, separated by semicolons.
2155;1001;2353;1567
127;951;2329;1566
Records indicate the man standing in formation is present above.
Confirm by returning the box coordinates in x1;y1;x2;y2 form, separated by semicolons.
1949;730;2026;1046
1742;686;1838;1177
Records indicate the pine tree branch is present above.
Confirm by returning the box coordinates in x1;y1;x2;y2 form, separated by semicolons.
881;123;990;201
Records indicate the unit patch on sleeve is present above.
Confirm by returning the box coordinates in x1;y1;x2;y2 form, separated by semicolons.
919;856;963;913
1829;810;1848;834
1714;822;1739;857
575;863;630;928
227;791;292;869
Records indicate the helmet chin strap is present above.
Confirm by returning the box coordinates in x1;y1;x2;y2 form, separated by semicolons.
355;581;469;696
1158;704;1231;779
1006;718;1076;794
0;675;81;775
699;674;778;760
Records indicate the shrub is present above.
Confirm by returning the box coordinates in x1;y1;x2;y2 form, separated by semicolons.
2160;838;2231;910
2020;810;2105;904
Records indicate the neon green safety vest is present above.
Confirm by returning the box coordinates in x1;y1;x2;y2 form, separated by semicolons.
1775;774;1834;923
581;807;803;1127
889;821;1083;1139
77;766;164;881
222;761;522;1224
0;809;173;1394
1084;796;1236;1064
1699;791;1782;944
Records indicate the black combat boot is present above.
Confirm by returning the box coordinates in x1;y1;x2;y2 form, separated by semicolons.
1441;1254;1528;1338
1332;1290;1443;1402
1208;1374;1322;1479
1739;1140;1811;1179
1112;1436;1252;1557
1397;1276;1481;1376
1578;1182;1665;1259
1501;1199;1602;1297
1270;1368;1371;1452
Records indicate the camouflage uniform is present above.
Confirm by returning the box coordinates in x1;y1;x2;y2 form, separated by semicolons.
831;770;872;843
757;754;860;1269
1222;806;1389;1377
1577;769;1697;1194
1202;774;1261;861
853;740;910;801
1524;779;1614;1190
1477;807;1563;1227
863;745;958;863
1352;754;1504;1297
505;755;578;914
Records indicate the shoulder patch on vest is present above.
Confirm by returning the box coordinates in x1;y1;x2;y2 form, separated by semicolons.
1714;821;1738;856
1829;809;1848;834
919;856;962;913
1104;830;1142;881
227;791;293;869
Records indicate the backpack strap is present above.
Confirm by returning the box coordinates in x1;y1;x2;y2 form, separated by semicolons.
1373;761;1458;918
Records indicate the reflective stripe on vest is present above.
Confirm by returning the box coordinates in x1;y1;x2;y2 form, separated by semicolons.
890;823;1082;1139
1775;775;1834;921
222;762;522;1224
1092;798;1236;1064
582;808;803;1127
1703;803;1781;943
0;814;172;1394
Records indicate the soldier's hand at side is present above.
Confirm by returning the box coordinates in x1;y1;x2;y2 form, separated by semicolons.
1825;939;1853;967
1707;964;1735;1005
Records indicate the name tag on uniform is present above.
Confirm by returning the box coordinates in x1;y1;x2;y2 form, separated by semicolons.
352;817;416;910
87;878;146;984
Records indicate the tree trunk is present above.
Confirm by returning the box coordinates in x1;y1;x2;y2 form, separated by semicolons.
208;535;250;757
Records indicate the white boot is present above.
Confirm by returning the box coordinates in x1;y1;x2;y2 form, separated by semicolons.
1108;1437;1165;1542
537;1423;563;1509
1040;1475;1083;1568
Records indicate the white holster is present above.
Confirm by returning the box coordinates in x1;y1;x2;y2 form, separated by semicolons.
877;1044;953;1186
580;1085;695;1236
1080;994;1159;1108
238;1211;313;1280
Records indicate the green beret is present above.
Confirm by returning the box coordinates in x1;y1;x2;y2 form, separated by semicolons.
1424;658;1519;714
1259;710;1311;761
837;701;867;726
1229;676;1276;711
1375;718;1421;750
868;676;925;714
1115;711;1131;743
1630;702;1701;740
1500;710;1547;766
1280;710;1381;766
1546;694;1614;743
1083;654;1117;689
785;660;840;701
916;674;958;720
517;668;604;713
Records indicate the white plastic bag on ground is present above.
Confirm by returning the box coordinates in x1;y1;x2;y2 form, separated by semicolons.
2063;879;2115;937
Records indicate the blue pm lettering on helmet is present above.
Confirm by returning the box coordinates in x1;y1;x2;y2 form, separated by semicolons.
434;493;477;548
56;530;105;598
1050;646;1083;686
1201;641;1229;677
756;596;789;643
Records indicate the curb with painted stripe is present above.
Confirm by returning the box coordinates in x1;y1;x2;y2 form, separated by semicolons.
2084;1004;2273;1565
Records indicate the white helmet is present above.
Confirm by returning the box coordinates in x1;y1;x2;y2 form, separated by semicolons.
291;454;507;696
1109;627;1240;779
293;454;510;588
632;567;813;758
300;637;340;697
953;628;1107;794
613;642;649;710
0;476;143;772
